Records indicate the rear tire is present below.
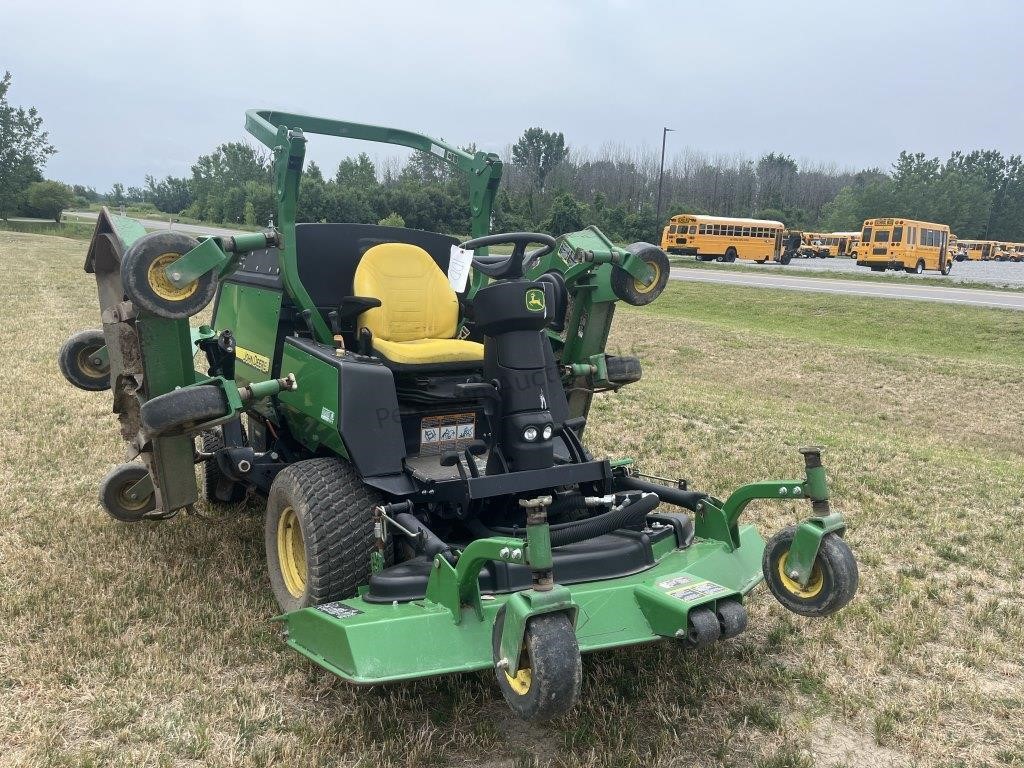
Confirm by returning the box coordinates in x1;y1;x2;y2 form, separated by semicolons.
59;329;110;391
906;259;925;275
940;259;952;276
724;247;738;263
264;458;386;613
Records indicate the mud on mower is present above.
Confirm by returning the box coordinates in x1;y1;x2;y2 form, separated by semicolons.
60;110;858;721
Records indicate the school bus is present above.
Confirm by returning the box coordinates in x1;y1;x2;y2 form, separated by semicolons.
957;239;999;261
802;231;860;258
661;214;785;263
855;217;952;274
1006;243;1024;262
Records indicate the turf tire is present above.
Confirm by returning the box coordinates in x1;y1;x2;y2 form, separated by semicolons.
264;458;386;613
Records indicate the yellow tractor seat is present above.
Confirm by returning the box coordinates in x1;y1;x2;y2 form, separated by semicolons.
353;242;484;366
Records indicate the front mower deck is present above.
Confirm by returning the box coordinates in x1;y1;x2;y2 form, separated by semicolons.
280;524;764;684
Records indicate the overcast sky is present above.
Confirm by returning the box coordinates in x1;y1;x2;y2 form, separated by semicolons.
5;0;1022;190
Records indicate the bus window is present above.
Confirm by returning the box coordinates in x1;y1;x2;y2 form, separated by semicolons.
875;230;890;243
862;226;872;242
689;226;697;234
742;227;751;236
892;226;903;244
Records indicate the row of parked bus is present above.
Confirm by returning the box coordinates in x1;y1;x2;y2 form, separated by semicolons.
660;214;1024;275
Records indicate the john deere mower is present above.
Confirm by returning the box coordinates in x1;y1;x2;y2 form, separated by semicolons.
60;110;858;721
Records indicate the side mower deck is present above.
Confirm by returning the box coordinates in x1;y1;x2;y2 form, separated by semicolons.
281;524;764;684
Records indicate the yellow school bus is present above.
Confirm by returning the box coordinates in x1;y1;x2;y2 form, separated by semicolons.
802;231;860;259
855;217;952;274
661;214;785;263
957;239;998;261
1006;243;1024;262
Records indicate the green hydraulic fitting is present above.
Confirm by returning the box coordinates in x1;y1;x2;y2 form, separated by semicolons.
240;373;298;403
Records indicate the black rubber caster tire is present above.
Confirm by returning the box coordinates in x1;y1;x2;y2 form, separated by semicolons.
611;242;670;306
681;606;721;648
121;231;214;319
605;354;642;385
140;385;229;437
492;606;582;722
716;599;748;639
762;526;859;617
59;329;110;391
264;458;386;613
199;428;247;503
99;463;156;522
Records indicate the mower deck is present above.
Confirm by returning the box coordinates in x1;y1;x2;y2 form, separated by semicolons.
279;524;765;684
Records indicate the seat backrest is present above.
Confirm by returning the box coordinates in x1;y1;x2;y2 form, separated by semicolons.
354;243;459;342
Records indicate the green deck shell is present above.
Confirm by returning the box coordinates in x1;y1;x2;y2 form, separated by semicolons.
280;525;765;684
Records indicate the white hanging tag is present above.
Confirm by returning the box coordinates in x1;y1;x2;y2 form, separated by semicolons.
448;245;473;293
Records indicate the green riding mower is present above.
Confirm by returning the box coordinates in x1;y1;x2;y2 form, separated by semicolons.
60;110;858;721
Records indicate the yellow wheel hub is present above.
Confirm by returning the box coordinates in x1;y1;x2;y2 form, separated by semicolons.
504;666;532;695
76;346;106;379
147;252;198;302
776;551;824;599
117;480;150;512
633;258;662;294
277;506;307;598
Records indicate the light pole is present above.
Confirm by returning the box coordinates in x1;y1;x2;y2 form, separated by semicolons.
655;127;674;241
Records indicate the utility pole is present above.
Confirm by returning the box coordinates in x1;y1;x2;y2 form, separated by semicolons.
655;127;674;241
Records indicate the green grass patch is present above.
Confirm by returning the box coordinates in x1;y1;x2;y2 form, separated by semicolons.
644;279;1024;366
0;219;95;240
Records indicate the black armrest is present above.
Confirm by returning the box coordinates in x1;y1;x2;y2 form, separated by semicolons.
328;296;382;334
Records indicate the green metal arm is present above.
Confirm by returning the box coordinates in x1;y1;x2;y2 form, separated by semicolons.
242;109;503;344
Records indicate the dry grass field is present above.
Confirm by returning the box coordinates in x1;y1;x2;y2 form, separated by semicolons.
1;230;1022;768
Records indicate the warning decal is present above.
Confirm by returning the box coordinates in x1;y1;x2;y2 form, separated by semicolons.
316;602;364;620
419;412;476;455
657;574;730;603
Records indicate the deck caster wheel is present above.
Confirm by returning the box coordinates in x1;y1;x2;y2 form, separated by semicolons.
59;329;110;391
612;243;670;305
99;463;156;522
716;600;748;639
763;525;859;617
121;231;214;319
140;385;229;437
492;606;582;722
680;606;720;648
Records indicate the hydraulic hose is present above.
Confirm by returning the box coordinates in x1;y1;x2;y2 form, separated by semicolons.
470;492;661;548
616;475;706;511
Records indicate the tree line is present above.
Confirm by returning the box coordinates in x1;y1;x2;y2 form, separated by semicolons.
3;71;1023;242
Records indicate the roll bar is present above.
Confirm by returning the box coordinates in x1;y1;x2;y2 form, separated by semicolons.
243;109;503;343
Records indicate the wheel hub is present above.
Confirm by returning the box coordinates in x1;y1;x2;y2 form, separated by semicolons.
277;506;307;598
147;252;198;301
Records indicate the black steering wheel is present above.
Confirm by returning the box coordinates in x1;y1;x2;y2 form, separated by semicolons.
459;232;557;280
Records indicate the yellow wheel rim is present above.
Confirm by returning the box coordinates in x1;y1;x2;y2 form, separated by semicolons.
776;551;824;599
147;252;198;302
117;480;150;512
76;345;107;379
277;506;307;598
633;258;662;294
504;667;532;695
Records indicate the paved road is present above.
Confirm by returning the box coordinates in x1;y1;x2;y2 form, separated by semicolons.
64;210;244;238
670;266;1024;310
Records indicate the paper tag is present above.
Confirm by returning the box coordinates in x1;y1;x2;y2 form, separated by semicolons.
448;245;473;293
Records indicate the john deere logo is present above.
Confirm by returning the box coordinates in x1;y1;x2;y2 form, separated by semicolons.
525;288;546;312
